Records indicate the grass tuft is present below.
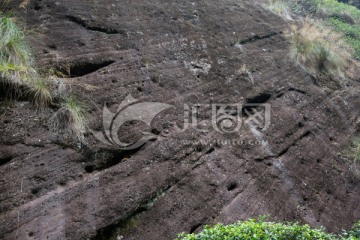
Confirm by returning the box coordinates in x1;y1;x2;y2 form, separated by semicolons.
287;22;352;81
264;0;360;59
29;77;53;107
0;12;54;107
0;12;89;142
51;95;86;142
347;137;360;163
266;0;293;20
0;14;33;79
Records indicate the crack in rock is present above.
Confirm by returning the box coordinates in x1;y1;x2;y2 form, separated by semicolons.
66;15;125;35
91;184;175;240
239;32;279;45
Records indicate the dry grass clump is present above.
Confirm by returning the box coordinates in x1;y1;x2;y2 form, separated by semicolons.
265;0;293;20
29;77;52;106
1;0;31;9
42;68;89;143
51;95;86;142
0;14;34;83
0;13;88;142
287;22;354;81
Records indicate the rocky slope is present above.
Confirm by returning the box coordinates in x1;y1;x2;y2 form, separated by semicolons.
1;0;360;239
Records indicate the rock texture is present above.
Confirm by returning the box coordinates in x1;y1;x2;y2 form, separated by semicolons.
1;0;360;239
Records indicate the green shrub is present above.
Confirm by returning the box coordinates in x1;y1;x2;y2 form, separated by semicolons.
327;17;360;59
341;221;360;239
177;218;360;240
317;0;360;59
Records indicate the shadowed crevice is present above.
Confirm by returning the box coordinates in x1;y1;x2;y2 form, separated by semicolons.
66;15;126;35
57;59;115;78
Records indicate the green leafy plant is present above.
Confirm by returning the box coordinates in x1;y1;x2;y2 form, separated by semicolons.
266;0;293;20
341;221;360;239
177;218;360;240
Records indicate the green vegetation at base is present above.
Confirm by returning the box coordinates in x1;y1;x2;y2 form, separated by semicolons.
177;218;360;240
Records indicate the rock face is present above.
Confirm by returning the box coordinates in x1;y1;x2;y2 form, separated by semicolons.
1;0;360;239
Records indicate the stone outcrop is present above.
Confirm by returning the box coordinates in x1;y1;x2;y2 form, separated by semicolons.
1;0;360;239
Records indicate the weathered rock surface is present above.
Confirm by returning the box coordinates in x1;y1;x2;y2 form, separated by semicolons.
1;0;360;239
